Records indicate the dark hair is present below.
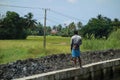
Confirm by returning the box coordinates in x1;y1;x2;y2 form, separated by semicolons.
74;30;78;34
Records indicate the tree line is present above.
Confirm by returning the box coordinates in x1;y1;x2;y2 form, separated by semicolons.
0;11;120;39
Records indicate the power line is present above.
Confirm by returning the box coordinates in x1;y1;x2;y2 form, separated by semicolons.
0;4;87;22
0;4;41;9
47;18;63;25
48;11;85;26
50;9;86;22
48;14;65;21
0;4;87;25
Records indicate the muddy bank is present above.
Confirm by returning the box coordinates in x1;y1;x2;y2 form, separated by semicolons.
0;49;120;79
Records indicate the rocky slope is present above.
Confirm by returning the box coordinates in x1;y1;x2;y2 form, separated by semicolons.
0;49;120;79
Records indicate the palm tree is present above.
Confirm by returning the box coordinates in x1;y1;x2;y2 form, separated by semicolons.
24;12;37;29
77;21;82;30
68;22;76;30
97;14;102;20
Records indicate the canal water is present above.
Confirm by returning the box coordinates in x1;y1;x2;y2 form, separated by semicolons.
64;65;120;80
71;76;120;80
110;76;120;80
70;70;120;80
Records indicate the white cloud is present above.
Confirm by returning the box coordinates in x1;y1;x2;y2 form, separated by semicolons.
67;0;77;3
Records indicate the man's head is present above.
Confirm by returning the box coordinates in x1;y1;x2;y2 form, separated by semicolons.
74;30;78;35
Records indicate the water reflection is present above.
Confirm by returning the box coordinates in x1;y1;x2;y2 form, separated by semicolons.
70;72;120;80
68;66;120;80
70;75;120;80
110;76;120;80
71;76;120;80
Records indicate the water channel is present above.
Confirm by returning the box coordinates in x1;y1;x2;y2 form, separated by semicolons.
69;66;120;80
111;77;120;80
70;75;120;80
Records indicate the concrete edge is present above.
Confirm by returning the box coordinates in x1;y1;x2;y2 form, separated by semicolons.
13;58;120;80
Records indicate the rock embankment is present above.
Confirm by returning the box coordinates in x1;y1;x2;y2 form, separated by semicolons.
0;49;120;79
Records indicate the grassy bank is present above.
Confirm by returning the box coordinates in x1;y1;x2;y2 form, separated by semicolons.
82;29;120;51
0;29;120;64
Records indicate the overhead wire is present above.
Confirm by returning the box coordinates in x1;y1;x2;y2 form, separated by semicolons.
49;9;87;22
0;4;41;9
47;18;64;25
48;10;82;26
0;4;87;25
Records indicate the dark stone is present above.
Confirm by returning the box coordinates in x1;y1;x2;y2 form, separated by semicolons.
0;49;120;80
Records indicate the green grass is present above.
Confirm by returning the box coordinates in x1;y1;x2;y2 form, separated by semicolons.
0;29;120;64
0;36;71;64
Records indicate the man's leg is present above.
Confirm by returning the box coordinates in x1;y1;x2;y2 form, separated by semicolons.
73;57;77;65
71;57;77;67
78;57;82;68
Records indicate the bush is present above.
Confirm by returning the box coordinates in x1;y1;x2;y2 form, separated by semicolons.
108;29;120;40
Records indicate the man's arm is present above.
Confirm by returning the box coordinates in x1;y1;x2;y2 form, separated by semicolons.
70;38;73;51
71;44;73;51
79;39;82;45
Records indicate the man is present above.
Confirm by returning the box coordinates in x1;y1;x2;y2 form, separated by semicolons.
70;30;82;68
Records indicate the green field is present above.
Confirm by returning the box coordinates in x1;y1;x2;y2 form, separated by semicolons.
0;36;71;64
0;30;120;64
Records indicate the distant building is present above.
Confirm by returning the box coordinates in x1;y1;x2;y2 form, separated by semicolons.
51;29;58;34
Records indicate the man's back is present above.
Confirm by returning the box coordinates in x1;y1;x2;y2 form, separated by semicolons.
71;35;82;50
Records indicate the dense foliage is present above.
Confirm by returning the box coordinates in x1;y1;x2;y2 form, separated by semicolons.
0;11;37;39
0;11;120;39
80;15;120;39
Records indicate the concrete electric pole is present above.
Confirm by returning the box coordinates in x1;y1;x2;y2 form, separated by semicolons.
43;9;46;49
43;8;49;49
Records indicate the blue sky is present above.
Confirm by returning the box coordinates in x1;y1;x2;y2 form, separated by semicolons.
0;0;120;26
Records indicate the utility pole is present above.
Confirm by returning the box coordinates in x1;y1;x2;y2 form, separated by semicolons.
43;8;49;49
43;9;47;49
